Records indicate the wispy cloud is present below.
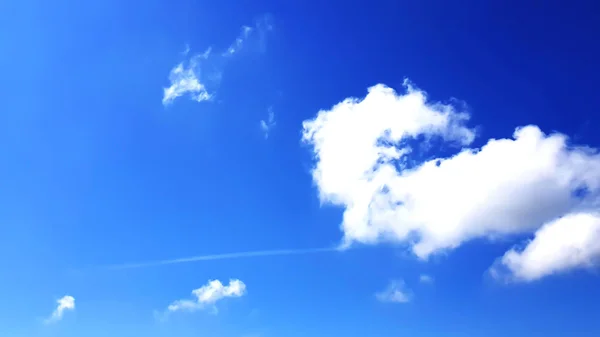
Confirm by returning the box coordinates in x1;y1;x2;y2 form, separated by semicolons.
375;280;412;303
224;26;253;56
162;14;274;106
162;50;212;105
260;107;276;139
166;279;246;314
103;246;337;270
419;274;434;284
44;295;75;324
182;43;190;56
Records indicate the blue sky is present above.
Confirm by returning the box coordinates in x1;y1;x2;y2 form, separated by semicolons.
2;0;600;336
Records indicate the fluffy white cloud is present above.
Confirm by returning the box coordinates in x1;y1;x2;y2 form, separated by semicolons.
260;107;276;139
493;212;600;282
167;279;246;313
302;80;600;280
419;274;434;284
45;295;75;323
375;280;412;303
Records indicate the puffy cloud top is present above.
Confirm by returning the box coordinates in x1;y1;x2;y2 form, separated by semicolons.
303;81;600;281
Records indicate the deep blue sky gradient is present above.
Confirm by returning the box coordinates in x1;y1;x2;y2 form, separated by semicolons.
1;1;600;336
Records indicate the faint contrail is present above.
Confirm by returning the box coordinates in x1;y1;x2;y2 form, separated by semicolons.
103;246;341;270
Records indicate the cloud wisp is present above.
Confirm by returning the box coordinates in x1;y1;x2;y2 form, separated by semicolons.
419;274;434;284
166;279;246;314
260;107;276;139
103;246;338;270
224;26;254;56
44;296;75;324
302;80;600;282
162;49;213;105
162;15;274;106
375;280;412;303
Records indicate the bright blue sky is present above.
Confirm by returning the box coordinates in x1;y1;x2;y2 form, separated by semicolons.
2;1;600;336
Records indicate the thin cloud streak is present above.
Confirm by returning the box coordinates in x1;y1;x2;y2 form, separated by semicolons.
104;247;339;270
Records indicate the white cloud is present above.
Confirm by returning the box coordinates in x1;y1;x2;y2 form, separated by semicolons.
302;80;600;280
492;212;600;282
225;26;253;56
260;107;276;139
182;43;190;56
162;50;212;105
167;279;246;313
375;280;412;303
45;295;75;324
163;16;274;106
419;274;434;284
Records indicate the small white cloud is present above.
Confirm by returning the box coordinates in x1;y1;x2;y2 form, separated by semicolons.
162;51;212;106
419;274;434;284
163;16;273;106
225;26;254;56
375;280;412;303
224;14;274;57
182;44;190;56
167;279;246;313
492;212;600;282
45;295;75;324
302;80;600;280
260;107;276;139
